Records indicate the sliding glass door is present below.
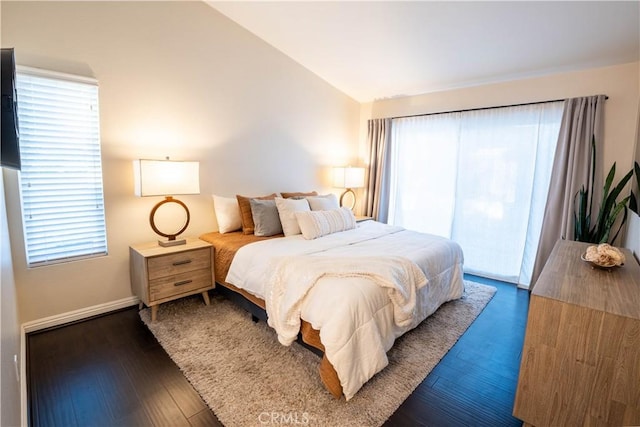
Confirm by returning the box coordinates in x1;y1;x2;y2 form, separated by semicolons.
388;102;563;286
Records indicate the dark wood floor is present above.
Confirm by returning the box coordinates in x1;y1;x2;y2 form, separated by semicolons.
27;275;529;427
27;305;222;427
384;275;529;427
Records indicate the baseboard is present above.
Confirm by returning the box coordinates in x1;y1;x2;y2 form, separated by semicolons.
20;296;140;425
22;296;139;334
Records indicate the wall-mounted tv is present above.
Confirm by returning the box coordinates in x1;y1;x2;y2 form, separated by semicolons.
1;48;21;170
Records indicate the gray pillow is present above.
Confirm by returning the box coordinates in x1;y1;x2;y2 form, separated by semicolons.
249;198;283;236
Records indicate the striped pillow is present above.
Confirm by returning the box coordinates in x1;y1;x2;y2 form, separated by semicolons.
295;207;356;240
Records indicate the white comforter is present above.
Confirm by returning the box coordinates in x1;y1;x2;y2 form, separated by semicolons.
226;221;464;400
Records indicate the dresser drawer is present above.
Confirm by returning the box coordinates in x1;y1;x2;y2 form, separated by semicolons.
147;248;211;280
149;268;213;302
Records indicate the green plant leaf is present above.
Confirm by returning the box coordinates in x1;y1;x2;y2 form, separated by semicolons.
573;135;640;243
609;201;629;244
632;161;640;215
572;137;633;244
594;162;616;233
596;166;633;237
588;136;596;218
574;186;590;241
605;168;633;211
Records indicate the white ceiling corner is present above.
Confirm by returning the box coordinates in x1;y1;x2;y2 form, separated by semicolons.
207;1;640;103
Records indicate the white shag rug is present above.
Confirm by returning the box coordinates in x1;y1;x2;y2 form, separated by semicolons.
140;281;496;426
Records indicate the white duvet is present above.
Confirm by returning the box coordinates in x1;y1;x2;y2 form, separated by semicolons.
225;221;464;400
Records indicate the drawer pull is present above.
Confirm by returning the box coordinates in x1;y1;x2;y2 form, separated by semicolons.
172;259;192;266
174;279;193;287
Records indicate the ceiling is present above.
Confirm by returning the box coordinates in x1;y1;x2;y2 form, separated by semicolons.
207;1;640;103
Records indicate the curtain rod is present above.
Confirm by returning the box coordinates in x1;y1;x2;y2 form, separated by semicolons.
390;95;608;120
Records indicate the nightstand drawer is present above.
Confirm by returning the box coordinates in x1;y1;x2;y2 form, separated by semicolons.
147;248;211;280
149;268;213;301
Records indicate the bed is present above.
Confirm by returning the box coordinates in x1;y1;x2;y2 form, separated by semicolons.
200;219;464;400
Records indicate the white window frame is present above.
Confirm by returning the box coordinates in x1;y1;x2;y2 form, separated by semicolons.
16;66;108;267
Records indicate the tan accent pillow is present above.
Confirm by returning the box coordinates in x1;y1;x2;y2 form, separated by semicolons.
280;191;318;199
236;193;279;235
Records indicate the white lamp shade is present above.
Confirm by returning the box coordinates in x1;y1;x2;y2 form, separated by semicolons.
333;166;365;189
133;159;200;196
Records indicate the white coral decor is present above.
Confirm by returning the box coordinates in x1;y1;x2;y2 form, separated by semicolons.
584;243;626;267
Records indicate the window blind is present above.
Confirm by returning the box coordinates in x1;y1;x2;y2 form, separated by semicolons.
16;67;107;266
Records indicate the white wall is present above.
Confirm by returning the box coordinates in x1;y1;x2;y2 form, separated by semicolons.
0;171;21;427
3;2;637;325
362;62;640;252
1;4;22;423
1;1;360;323
628;214;640;261
624;90;640;260
363;62;639;181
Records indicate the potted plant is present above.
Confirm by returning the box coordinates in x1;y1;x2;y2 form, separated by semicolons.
574;137;634;244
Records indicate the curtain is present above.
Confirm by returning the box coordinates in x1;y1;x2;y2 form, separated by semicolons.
365;118;391;221
388;102;564;286
530;95;606;288
387;112;459;236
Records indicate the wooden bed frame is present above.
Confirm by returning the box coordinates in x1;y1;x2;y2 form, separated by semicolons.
199;230;344;398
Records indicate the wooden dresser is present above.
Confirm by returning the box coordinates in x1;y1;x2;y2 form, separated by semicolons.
513;239;640;426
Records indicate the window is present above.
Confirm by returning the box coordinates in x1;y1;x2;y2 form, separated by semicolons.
16;67;107;266
388;102;563;286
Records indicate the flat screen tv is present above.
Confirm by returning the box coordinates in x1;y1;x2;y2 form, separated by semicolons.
1;48;21;170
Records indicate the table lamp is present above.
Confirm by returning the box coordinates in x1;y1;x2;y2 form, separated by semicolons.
133;158;200;246
333;166;365;210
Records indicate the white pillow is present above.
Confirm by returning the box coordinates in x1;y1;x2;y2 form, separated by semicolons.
295;207;356;240
212;195;242;233
275;197;310;236
306;193;339;211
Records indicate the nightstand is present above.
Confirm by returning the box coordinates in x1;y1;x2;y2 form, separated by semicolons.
129;238;215;321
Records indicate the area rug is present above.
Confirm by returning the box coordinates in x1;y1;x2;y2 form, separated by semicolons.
140;281;496;426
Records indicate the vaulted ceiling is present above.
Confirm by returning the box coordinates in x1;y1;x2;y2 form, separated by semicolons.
208;1;640;102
